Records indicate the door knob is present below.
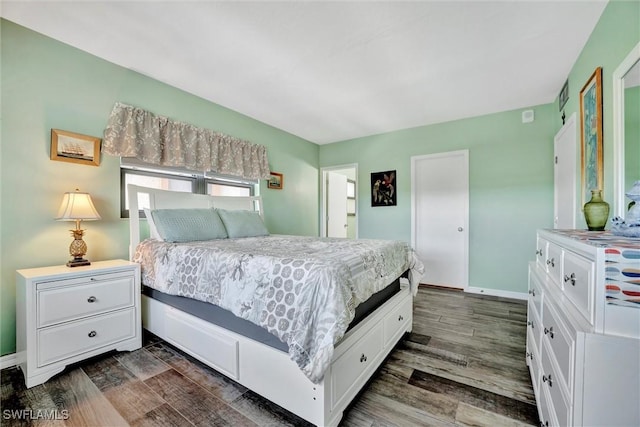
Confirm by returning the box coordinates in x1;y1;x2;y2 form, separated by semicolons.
457;227;464;232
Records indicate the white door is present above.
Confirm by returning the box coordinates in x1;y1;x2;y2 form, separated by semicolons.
327;172;348;238
412;150;469;289
554;113;577;229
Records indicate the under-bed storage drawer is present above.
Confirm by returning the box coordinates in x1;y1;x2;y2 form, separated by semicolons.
331;322;383;408
166;307;239;380
383;292;412;347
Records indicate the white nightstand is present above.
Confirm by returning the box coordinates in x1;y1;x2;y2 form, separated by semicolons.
16;260;141;388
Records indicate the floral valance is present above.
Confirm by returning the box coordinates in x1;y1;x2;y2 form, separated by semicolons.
102;102;271;180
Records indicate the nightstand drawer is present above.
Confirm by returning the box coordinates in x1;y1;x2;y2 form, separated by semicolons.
37;308;136;367
37;274;135;327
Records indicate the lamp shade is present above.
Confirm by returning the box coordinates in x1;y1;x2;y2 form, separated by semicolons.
56;190;101;221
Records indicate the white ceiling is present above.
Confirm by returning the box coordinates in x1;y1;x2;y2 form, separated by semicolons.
1;1;608;144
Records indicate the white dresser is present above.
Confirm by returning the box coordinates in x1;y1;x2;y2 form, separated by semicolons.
16;260;141;388
527;229;640;426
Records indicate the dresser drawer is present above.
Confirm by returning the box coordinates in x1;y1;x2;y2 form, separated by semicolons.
528;266;544;321
383;293;411;347
562;250;594;324
542;301;575;399
536;237;548;271
527;300;542;355
37;274;135;328
546;242;562;287
538;374;559;427
331;322;383;407
526;324;541;397
37;308;136;367
541;340;571;427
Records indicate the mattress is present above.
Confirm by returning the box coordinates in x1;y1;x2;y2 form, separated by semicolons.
142;277;401;352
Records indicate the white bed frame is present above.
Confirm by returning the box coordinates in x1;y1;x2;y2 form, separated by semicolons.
128;184;413;426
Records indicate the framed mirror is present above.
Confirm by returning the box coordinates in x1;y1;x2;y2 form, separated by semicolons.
613;41;640;217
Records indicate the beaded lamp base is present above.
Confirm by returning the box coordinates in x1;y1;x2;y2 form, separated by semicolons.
67;229;91;267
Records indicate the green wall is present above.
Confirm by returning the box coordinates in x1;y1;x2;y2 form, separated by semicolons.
319;0;640;295
551;0;640;224
320;105;556;293
0;20;319;356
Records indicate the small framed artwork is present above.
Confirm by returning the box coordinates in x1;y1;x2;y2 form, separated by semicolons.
371;170;396;206
268;172;283;189
558;79;569;111
50;129;101;166
579;67;603;207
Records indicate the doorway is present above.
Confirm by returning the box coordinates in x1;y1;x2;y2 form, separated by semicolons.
321;164;358;238
554;113;577;229
411;151;469;289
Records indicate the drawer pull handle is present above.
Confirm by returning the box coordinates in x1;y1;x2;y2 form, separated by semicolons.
536;249;542;256
88;330;97;338
87;296;97;303
398;315;404;321
542;374;553;387
541;421;549;427
528;289;536;297
360;354;367;363
543;327;554;339
564;273;576;286
546;258;555;267
527;320;534;329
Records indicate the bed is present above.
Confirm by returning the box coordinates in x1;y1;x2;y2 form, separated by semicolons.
127;184;423;426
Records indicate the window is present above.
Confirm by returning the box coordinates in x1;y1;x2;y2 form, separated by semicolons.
347;179;356;216
120;160;256;218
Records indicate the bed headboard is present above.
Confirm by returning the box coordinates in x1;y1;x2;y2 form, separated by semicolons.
127;184;263;260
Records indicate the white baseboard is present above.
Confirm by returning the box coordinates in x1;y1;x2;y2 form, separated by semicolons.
466;287;528;301
0;352;19;370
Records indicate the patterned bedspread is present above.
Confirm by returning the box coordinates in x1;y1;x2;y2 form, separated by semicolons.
133;235;424;383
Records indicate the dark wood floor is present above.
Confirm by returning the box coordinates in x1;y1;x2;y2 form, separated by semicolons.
1;286;539;426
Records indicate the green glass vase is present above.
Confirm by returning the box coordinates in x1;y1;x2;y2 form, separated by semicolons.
583;189;610;231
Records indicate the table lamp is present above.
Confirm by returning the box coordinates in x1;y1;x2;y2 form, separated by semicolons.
56;189;101;267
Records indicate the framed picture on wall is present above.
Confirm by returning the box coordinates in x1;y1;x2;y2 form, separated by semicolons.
50;129;101;166
558;79;569;111
268;172;283;189
371;170;396;206
579;67;603;207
